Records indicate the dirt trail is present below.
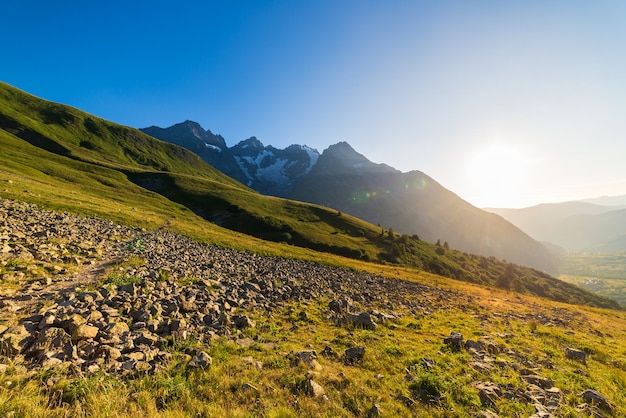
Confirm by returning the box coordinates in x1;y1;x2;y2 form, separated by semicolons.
0;255;124;322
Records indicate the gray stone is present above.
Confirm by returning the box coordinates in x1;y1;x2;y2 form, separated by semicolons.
0;326;30;356
579;389;614;413
444;331;464;351
565;347;587;363
321;345;339;360
343;346;365;365
522;374;554;390
233;315;256;329
27;327;73;361
344;312;377;330
38;314;56;330
472;381;501;409
294;350;321;370
329;298;351;313
305;379;325;397
72;324;99;341
189;351;212;369
421;357;436;370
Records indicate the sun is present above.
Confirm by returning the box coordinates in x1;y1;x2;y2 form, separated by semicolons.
467;146;527;207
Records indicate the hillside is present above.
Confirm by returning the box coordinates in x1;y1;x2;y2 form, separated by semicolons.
0;81;625;416
1;81;606;308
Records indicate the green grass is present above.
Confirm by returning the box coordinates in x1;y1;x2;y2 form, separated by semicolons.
100;273;142;287
0;296;625;417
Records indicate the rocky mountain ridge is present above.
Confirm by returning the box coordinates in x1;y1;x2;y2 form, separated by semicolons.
141;122;319;196
141;121;249;185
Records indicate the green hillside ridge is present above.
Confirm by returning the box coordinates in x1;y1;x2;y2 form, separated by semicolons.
0;81;619;309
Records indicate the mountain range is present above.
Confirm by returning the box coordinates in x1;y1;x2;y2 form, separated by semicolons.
141;121;560;273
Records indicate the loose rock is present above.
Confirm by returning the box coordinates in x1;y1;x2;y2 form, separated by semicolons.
443;331;464;351
343;346;365;365
188;351;212;369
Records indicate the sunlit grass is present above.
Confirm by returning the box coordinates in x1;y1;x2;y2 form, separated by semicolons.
0;293;624;416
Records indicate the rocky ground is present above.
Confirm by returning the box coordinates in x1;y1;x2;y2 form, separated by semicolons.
0;199;617;417
0;199;466;371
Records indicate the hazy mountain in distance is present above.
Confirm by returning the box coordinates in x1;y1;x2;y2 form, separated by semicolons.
288;142;560;273
487;201;626;252
579;195;626;207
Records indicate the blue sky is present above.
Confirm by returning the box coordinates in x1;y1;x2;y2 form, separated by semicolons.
3;1;626;208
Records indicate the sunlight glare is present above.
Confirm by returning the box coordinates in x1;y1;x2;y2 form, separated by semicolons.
467;146;527;207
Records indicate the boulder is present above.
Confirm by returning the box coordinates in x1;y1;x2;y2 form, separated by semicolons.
233;315;256;329
0;325;30;356
344;312;377;330
343;346;365;365
521;373;554;390
72;324;99;341
565;347;587;364
26;327;73;360
579;389;614;413
329;298;351;313
472;381;501;409
294;350;321;370
305;379;325;398
188;351;213;369
321;345;339;360
444;331;464;351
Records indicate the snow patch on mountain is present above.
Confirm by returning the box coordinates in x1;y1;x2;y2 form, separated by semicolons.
257;158;290;184
303;146;319;173
205;144;222;152
234;149;292;188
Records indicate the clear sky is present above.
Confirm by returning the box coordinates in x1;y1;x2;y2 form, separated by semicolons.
3;1;626;208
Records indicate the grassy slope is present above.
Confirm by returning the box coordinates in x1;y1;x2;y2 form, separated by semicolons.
0;80;619;311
